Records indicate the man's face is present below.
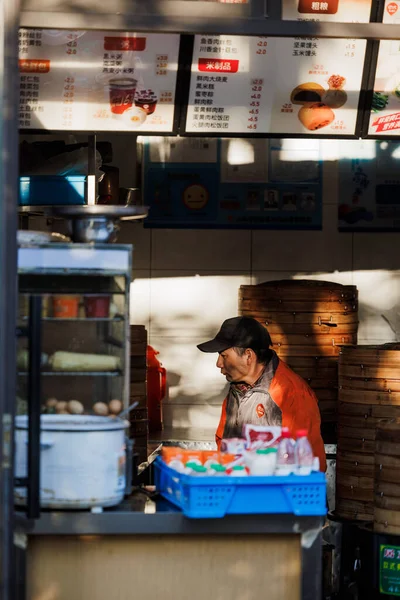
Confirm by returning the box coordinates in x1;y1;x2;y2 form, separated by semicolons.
216;348;249;383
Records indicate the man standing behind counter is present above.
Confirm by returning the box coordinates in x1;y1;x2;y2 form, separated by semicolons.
197;316;326;472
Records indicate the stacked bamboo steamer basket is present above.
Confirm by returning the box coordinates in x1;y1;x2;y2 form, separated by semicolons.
375;417;400;534
336;344;400;522
129;325;148;464
238;280;358;434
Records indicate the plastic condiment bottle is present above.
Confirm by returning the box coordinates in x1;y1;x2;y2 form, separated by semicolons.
295;430;314;476
250;448;278;476
185;461;201;475
190;465;208;477
209;464;227;476
275;427;296;476
168;459;186;473
230;465;248;477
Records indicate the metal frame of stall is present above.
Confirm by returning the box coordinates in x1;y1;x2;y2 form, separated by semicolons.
1;1;400;599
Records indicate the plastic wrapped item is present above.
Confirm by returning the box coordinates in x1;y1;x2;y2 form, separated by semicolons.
243;424;282;451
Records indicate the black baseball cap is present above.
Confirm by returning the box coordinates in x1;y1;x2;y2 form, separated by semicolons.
197;316;272;353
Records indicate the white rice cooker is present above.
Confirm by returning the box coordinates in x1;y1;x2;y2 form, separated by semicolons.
15;414;129;509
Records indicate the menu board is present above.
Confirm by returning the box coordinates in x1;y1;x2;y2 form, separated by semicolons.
338;139;400;231
185;35;367;135
185;1;371;136
367;0;400;135
143;137;322;229
18;29;180;132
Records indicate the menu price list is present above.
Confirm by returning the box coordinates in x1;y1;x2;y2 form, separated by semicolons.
18;29;180;132
185;33;367;135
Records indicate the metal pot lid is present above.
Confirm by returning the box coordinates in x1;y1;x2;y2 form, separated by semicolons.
45;205;149;221
15;414;129;431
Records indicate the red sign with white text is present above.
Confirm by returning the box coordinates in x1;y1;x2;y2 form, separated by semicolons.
19;59;50;73
198;58;239;73
104;37;147;51
372;112;400;132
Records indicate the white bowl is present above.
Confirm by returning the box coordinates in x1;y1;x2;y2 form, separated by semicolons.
112;106;147;128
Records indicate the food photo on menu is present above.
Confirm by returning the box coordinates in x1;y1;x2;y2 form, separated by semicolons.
290;74;348;131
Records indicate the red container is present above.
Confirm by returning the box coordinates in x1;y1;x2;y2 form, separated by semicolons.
52;295;79;318
84;296;110;318
109;77;137;114
147;345;166;432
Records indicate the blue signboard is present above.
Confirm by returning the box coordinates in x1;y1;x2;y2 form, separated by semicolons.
143;138;322;229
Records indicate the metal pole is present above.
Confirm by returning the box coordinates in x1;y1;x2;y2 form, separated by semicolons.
87;133;97;206
27;296;42;519
0;0;21;597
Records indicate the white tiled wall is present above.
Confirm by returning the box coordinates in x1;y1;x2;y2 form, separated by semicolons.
117;139;400;433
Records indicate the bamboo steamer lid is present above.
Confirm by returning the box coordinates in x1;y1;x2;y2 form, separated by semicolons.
374;507;400;534
337;463;374;478
339;426;375;441
289;365;337;379
239;298;358;313
336;498;374;521
240;309;358;324
376;481;400;497
340;343;400;362
336;481;374;502
337;451;375;478
339;388;400;407
272;333;358;347
375;453;400;484
337;450;375;466
261;322;358;336
337;436;375;453
314;389;338;401
340;378;400;393
280;356;337;369
374;494;400;512
276;345;345;358
239;280;358;300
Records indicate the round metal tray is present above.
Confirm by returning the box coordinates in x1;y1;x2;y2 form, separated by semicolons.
46;205;149;221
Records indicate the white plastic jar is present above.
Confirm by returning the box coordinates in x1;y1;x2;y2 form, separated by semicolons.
249;448;277;476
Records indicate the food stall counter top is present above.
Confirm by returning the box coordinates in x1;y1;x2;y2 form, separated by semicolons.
15;492;323;536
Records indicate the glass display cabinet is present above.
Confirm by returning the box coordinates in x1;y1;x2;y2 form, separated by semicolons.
16;242;132;516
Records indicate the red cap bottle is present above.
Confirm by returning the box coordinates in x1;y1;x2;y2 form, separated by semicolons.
296;430;308;438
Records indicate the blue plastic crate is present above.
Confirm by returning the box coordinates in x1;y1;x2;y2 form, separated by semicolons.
154;457;327;519
19;175;86;206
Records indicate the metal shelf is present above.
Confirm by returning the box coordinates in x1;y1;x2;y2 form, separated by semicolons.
17;371;123;377
19;274;125;296
19;316;124;323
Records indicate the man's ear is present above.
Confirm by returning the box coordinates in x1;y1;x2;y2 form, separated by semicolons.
246;348;255;363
